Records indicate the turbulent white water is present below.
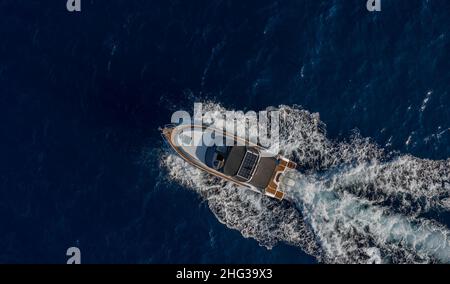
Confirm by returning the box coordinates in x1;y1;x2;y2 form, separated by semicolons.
160;103;450;263
282;170;450;263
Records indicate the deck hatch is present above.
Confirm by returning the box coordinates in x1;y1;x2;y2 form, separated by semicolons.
237;151;259;180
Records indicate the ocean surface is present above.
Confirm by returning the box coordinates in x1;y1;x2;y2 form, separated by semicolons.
1;0;449;263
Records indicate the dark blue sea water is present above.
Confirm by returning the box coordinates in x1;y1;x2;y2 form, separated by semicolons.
1;0;449;263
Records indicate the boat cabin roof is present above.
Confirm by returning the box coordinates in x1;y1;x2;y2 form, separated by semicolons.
223;146;247;176
205;145;277;189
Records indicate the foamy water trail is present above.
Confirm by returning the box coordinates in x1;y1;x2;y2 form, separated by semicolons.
326;157;450;215
159;103;450;263
281;170;450;263
275;105;450;215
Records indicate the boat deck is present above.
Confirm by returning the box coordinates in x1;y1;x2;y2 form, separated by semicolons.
264;158;297;200
163;125;297;201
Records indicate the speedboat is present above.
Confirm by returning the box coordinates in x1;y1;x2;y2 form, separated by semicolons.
162;124;296;201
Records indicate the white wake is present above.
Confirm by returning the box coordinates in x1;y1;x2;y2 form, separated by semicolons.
281;170;450;263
